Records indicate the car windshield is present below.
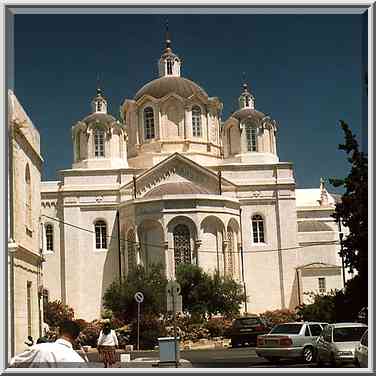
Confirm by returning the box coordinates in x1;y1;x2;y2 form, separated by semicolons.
234;318;260;326
270;324;302;334
333;327;367;342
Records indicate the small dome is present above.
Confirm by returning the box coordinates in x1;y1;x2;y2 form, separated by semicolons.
231;108;267;122
143;182;211;198
82;113;117;126
135;76;209;100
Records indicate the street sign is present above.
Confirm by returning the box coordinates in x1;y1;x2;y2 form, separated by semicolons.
134;291;144;303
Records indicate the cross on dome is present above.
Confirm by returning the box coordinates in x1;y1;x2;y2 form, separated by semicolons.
238;74;255;110
158;20;181;77
91;80;108;114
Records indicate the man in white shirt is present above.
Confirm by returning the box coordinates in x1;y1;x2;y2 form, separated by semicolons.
10;320;87;368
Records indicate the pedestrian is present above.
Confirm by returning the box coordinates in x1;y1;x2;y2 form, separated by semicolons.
10;320;86;368
97;322;118;368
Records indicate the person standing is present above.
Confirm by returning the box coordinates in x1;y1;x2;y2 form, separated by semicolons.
10;320;86;368
97;322;118;368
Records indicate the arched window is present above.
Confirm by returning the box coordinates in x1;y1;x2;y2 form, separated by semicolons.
246;124;257;152
173;224;191;266
144;107;155;140
95;220;107;249
25;164;32;229
127;229;137;272
96;101;102;112
252;215;265;243
225;229;235;278
192;106;202;137
167;59;173;75
45;224;54;252
76;132;81;160
245;96;250;107
94;128;105;157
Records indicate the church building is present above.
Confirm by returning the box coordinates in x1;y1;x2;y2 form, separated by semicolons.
40;30;344;321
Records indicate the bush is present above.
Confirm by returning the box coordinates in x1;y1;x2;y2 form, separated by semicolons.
259;309;299;328
74;319;89;331
129;314;167;350
204;317;233;338
44;300;74;328
78;320;102;348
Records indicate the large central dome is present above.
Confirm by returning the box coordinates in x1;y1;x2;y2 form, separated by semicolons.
134;76;208;101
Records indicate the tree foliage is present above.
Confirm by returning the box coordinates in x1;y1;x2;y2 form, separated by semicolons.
103;263;167;323
44;300;74;328
176;264;244;318
329;120;368;306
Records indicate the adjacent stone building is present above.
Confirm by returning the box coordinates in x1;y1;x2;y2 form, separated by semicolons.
40;33;344;321
8;90;44;357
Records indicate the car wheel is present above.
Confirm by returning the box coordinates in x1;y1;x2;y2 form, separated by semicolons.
303;346;314;363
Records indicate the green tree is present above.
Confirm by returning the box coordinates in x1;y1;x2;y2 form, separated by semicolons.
176;264;243;318
329;120;368;308
44;300;74;328
103;263;167;323
208;272;244;318
175;264;212;316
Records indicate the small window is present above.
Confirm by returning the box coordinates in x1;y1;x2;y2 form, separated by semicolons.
252;215;265;243
95;220;107;249
246;124;257;152
96;101;102;112
94;128;105;157
245;95;250;107
144;107;155;140
45;224;54;252
309;324;324;337
192;106;202;137
25;164;32;229
76;132;81;160
318;277;326;293
27;281;32;336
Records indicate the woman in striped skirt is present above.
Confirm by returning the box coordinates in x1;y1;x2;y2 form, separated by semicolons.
97;322;118;368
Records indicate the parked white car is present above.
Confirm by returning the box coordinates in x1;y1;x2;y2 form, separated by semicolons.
316;323;367;367
355;329;368;367
256;322;327;363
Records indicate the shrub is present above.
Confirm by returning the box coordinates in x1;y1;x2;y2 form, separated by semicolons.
259;309;299;328
78;320;102;348
204;317;233;338
44;300;74;328
129;314;167;350
74;319;89;331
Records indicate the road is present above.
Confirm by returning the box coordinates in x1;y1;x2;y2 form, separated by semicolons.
85;346;359;368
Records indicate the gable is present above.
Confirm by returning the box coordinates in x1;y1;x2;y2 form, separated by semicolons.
123;153;236;198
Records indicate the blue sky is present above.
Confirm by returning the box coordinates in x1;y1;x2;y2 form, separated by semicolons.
14;13;366;190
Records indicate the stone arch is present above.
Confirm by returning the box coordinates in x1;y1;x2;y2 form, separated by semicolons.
167;216;198;269
137;219;165;270
226;218;241;279
200;216;226;275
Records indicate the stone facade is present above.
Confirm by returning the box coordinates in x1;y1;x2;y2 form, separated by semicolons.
39;34;344;321
8;90;44;357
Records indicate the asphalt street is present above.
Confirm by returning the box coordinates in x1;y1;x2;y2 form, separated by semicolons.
85;346;360;368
